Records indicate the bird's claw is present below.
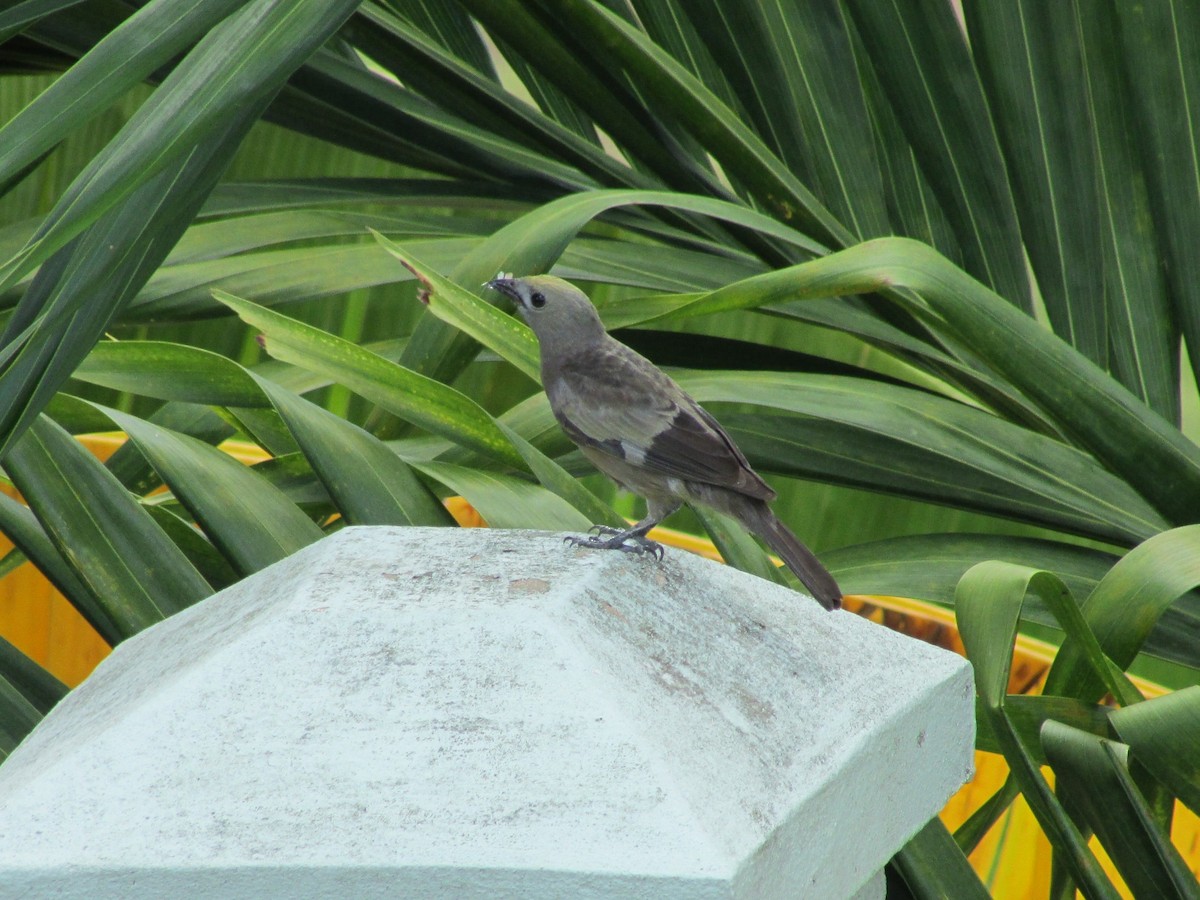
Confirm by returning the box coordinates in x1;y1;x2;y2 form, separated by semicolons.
565;530;664;561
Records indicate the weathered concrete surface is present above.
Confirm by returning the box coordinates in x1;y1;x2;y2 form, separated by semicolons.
0;526;974;898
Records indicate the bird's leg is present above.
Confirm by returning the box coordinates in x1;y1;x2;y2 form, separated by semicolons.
567;501;682;560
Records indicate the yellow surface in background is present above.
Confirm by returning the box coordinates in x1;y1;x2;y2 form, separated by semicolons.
3;436;1198;896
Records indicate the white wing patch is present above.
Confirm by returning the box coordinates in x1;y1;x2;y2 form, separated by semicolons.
620;441;647;464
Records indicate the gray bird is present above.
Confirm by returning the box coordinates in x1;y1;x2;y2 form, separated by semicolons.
486;274;842;611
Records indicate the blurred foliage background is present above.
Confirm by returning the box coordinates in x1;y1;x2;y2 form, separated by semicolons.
1;2;1199;896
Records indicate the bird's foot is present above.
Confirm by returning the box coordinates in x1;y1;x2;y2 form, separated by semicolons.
565;528;665;560
586;524;625;537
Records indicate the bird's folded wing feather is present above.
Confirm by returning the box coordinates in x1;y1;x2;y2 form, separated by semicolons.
550;345;775;500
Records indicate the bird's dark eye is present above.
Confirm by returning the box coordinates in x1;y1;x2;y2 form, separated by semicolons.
530;291;546;309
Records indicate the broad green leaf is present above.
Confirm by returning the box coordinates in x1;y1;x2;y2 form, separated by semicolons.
0;98;267;458
0;0;249;186
76;335;619;532
76;341;264;407
222;406;297;459
676;369;1165;546
0;634;65;717
954;776;1019;856
3;415;210;636
255;376;453;528
347;6;640;190
488;0;850;247
629;0;743;118
0;631;67;760
681;0;889;240
459;0;739;213
890;817;990;900
1046;526;1200;702
959;561;1139;708
844;0;1030;310
214;289;525;469
497;422;623;530
964;3;1107;368
145;504;238;593
974;695;1112;764
297;48;593;192
1110;687;1200;816
0;0;90;45
957;562;1056;708
674;238;1200;527
411;461;590;531
375;234;540;381
103;407;324;576
857;50;962;267
1117;3;1200;398
825;531;1200;673
103;402;235;497
0;491;117;644
0;0;362;292
128;241;475;320
365;0;494;76
196;178;530;219
602;286;1055;434
400;188;825;384
825;533;1117;608
162;209;493;265
0;678;39;761
76;338;456;529
1042;721;1196;900
1074;5;1178;423
956;562;1122;899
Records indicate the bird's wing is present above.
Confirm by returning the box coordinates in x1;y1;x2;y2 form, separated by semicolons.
550;343;775;500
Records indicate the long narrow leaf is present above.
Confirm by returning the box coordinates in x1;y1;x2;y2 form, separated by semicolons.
1117;3;1200;401
1074;5;1178;422
399;188;825;384
682;0;889;240
515;0;851;248
410;461;591;531
0;90;272;458
0;491;119;645
3;415;211;636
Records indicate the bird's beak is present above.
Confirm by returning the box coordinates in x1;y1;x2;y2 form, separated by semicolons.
484;272;519;301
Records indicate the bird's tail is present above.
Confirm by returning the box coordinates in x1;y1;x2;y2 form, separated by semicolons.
749;507;842;611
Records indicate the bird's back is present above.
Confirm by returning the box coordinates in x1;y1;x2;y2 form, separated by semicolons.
548;337;776;501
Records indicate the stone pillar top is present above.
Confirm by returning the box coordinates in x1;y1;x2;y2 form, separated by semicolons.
0;526;974;899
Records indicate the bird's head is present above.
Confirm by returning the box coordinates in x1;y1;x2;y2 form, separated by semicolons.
485;273;607;355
